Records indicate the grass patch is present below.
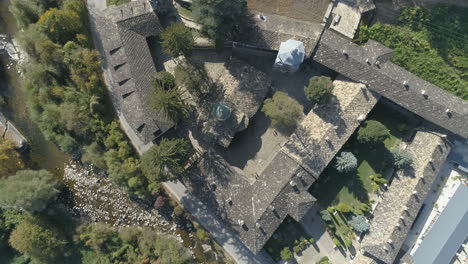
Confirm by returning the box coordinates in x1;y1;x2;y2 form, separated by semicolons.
264;216;312;261
355;5;468;100
309;103;412;211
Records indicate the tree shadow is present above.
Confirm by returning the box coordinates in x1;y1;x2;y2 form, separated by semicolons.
221;111;270;169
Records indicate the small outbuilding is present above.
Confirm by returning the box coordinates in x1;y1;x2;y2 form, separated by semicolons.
274;39;305;73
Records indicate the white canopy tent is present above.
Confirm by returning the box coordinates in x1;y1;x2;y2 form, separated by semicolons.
274;39;305;73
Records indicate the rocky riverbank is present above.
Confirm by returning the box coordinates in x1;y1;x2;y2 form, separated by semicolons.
64;162;175;233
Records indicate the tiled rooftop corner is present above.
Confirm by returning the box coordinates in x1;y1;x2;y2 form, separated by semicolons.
361;131;451;263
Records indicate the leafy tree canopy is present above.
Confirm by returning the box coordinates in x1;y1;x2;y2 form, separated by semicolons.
357;120;390;145
348;214;369;233
151;76;188;123
0;170;61;214
334;152;358;173
161;23;194;58
0;140;25;178
262;91;303;131
37;7;84;45
390;148;414;169
304;76;334;104
192;0;247;41
9;215;68;263
141;138;191;184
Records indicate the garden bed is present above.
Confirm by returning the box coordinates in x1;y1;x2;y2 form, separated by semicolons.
264;216;314;262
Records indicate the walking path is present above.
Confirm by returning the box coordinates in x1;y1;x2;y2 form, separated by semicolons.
299;205;351;264
164;181;274;264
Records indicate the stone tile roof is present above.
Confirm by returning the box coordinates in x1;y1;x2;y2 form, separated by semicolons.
186;78;380;253
361;131;451;264
243;12;324;55
188;56;271;147
96;0;173;146
247;0;331;24
313;29;468;139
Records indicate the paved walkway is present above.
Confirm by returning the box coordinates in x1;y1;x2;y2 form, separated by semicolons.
298;205;351;264
164;181;274;264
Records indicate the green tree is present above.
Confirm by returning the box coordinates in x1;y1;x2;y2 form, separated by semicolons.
357;120;390;145
152;83;188;123
334;152;357;173
348;214;369;233
0;140;25;178
304;76;334;104
192;0;247;42
9;216;68;263
9;0;46;29
161;23;194;57
262;91;303;131
0;208;22;248
154;236;191;264
0;170;61;214
390;148;414;169
37;8;84;44
141;138;191;183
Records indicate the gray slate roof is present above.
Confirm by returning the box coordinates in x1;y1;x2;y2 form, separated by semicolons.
97;0;173;146
314;30;468;139
361;131;451;264
186;78;380;253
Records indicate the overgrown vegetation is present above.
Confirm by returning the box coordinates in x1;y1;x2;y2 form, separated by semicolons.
0;139;24;178
355;5;468;100
10;0;155;198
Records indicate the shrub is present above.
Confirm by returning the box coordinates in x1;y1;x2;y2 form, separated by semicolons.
174;206;185;217
332;237;341;247
357;120;390;145
262;91;303;131
316;256;330;264
334;152;358;173
161;23;194;57
336;203;352;213
390;148;414;169
154;196;167;209
320;210;332;222
293;245;302;254
280;247;293;260
304;76;333;104
344;238;352;247
196;227;210;242
348;214;369;233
